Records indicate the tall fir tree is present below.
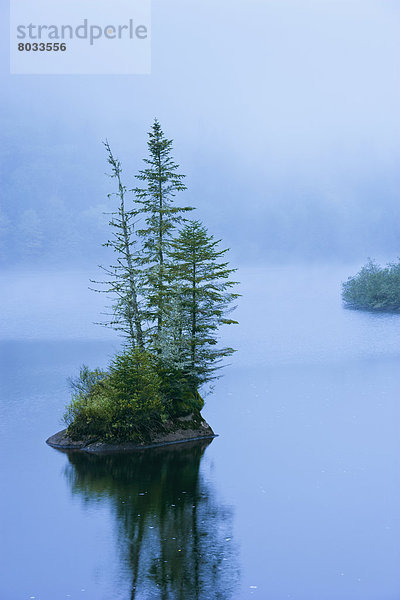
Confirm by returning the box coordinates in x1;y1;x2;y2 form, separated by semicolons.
91;141;144;349
134;119;193;354
168;220;239;387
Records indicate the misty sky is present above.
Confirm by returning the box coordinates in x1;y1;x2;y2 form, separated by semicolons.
1;0;399;268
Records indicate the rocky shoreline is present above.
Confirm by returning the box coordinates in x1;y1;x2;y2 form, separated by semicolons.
46;414;216;454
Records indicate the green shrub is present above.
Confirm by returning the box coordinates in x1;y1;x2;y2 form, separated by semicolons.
106;350;165;439
63;365;109;437
67;364;107;397
64;389;115;440
342;259;400;311
156;364;204;418
64;350;166;443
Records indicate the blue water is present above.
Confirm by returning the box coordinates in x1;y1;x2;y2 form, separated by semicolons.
1;265;400;599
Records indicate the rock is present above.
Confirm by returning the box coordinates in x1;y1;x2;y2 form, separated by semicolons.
46;416;216;454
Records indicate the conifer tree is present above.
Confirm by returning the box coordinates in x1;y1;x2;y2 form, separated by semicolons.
134;119;193;354
64;124;241;444
168;220;239;386
92;141;144;349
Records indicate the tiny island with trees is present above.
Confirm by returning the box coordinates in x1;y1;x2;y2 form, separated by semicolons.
342;259;400;312
47;120;239;452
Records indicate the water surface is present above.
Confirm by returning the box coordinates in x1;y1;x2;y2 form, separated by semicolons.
1;265;400;599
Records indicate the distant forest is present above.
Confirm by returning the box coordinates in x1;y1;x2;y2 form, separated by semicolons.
2;136;400;267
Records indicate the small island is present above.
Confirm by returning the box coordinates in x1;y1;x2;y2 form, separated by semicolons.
47;120;238;452
342;259;400;311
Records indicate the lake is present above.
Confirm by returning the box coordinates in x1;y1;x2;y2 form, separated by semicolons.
1;265;400;599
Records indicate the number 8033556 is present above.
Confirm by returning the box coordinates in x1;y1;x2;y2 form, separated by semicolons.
18;42;67;51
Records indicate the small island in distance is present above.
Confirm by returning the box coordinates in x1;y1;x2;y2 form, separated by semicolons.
342;258;400;312
47;120;239;453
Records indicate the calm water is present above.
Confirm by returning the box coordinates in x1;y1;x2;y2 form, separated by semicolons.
1;265;400;600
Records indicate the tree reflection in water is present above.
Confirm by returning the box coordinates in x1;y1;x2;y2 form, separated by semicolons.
64;440;239;599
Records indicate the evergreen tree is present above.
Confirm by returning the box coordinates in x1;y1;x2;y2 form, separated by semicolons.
91;141;144;349
134;119;193;354
168;220;239;387
64;123;241;443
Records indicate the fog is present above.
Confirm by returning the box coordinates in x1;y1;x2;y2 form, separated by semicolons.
1;5;400;593
3;266;400;372
0;0;399;270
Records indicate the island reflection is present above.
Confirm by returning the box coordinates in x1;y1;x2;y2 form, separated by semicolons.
64;440;239;599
